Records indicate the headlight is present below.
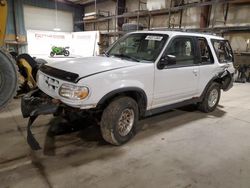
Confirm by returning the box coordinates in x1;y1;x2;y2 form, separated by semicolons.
59;83;89;100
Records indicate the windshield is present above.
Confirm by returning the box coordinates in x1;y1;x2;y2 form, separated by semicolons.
107;33;168;62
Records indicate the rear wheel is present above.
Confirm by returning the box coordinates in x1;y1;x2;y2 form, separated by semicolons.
100;97;139;145
64;50;70;57
198;82;221;113
0;48;18;110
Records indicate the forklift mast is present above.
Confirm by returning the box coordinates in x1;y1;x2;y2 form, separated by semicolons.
0;0;7;46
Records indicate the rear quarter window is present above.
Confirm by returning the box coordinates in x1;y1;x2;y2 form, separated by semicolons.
211;39;233;63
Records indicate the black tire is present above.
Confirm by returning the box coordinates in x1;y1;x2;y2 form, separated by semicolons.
0;48;18;110
198;82;221;113
100;96;139;145
64;50;70;57
50;52;55;57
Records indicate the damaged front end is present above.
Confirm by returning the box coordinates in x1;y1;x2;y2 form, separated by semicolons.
21;89;61;150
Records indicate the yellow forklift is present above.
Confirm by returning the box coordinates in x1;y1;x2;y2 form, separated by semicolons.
0;0;18;109
0;0;45;110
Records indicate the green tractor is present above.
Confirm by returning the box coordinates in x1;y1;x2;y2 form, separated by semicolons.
50;46;70;57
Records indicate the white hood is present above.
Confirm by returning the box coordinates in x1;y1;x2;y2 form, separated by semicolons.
48;56;140;78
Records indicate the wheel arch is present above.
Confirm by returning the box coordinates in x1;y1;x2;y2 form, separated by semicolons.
200;70;233;100
97;87;148;118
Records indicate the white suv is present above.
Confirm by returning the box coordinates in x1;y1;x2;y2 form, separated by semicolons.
22;31;235;150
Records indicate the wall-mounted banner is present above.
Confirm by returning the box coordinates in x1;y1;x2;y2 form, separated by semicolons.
26;30;100;58
71;31;100;57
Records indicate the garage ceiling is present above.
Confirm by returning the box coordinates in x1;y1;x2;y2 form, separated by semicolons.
67;0;95;4
65;0;110;5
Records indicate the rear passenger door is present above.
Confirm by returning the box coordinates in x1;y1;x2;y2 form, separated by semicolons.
153;36;200;108
196;37;218;96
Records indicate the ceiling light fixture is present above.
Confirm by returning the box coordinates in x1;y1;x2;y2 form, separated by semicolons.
53;28;61;31
53;0;61;32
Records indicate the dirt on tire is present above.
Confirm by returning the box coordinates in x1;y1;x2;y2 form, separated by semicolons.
100;96;139;145
198;82;221;113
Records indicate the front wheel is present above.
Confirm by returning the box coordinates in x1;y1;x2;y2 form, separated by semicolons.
198;82;221;113
100;97;139;145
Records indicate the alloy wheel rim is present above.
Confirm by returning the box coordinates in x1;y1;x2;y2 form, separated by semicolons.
118;108;135;136
208;89;219;108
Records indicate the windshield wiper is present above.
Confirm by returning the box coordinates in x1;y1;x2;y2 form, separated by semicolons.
112;53;140;62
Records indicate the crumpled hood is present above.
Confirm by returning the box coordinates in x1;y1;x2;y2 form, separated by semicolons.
48;56;140;78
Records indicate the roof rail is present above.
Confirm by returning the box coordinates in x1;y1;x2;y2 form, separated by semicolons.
150;27;217;36
150;27;187;32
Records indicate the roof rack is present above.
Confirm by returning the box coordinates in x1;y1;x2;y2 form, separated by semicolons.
150;28;187;32
150;27;217;36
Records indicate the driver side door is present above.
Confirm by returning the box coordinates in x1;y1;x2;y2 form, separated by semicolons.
152;36;200;108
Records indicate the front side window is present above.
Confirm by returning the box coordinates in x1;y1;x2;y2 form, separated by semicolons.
164;37;196;66
212;40;233;63
107;33;168;62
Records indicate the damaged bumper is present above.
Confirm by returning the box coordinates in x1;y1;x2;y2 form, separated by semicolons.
21;89;60;150
219;71;234;91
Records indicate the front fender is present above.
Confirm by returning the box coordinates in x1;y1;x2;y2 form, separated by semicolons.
78;64;154;110
98;86;147;105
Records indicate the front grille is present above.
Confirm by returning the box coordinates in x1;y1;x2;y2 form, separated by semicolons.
43;75;60;91
38;72;61;97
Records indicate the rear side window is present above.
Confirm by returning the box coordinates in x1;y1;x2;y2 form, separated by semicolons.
197;38;214;64
211;39;233;63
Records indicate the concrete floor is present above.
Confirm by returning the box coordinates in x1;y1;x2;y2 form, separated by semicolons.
0;83;250;188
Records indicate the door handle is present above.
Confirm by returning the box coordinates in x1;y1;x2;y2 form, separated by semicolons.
193;69;198;76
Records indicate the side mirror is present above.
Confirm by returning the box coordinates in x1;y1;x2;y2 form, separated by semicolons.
158;55;176;69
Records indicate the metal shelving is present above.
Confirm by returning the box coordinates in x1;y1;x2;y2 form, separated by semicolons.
76;0;250;44
77;0;250;34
